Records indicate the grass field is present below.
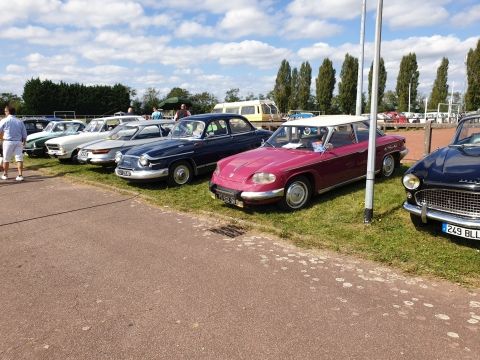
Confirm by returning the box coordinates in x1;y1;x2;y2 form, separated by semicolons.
25;157;480;287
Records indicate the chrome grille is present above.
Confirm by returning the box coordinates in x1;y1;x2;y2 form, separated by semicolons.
415;189;480;218
118;155;138;170
46;144;59;151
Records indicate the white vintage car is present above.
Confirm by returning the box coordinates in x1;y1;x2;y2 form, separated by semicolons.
77;120;175;166
45;115;142;161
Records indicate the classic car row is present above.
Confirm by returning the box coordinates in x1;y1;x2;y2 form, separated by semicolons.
24;112;480;241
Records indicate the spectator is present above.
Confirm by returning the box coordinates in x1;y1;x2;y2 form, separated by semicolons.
127;107;135;115
174;103;191;121
0;105;27;181
152;107;163;120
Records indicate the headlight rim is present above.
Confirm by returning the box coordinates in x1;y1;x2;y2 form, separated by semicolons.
138;155;149;167
252;172;277;184
402;173;421;190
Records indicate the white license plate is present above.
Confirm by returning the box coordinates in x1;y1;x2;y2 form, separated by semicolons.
216;193;243;208
442;223;480;240
117;169;131;176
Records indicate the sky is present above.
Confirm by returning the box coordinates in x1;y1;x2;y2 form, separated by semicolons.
0;0;479;106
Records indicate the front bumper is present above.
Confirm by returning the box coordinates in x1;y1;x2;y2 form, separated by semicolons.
399;148;409;160
24;147;45;156
403;201;480;229
115;167;169;180
47;150;70;159
210;183;284;204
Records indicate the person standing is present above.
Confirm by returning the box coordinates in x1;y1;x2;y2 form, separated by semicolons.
151;107;163;120
174;104;191;121
0;105;27;181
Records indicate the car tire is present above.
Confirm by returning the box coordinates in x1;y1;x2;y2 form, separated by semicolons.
71;149;79;163
168;161;193;186
279;176;312;211
381;154;395;178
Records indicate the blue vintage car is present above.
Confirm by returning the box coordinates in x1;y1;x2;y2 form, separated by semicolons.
114;113;272;186
402;113;480;241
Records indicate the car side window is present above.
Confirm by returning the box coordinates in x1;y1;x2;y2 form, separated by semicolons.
329;125;357;148
206;120;228;137
241;106;255;115
135;125;160;139
353;123;370;142
105;119;120;131
229;118;252;134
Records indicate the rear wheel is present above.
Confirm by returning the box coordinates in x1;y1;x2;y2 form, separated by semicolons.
381;154;395;178
168;161;193;186
279;176;312;211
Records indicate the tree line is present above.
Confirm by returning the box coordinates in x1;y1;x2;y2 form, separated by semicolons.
1;40;479;116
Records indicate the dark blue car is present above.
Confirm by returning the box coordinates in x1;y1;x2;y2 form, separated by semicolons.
402;113;480;241
114;113;272;186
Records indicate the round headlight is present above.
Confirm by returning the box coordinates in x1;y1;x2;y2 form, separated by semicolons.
252;172;276;184
114;151;122;163
138;155;149;167
403;174;420;190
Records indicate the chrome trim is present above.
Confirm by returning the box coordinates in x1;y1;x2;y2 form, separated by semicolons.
197;162;216;169
399;148;409;160
403;202;480;229
241;188;284;200
146;151;194;161
317;174;367;194
115;167;169;180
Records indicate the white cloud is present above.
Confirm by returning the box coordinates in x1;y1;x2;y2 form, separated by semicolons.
282;19;342;39
451;4;480;27
176;21;215;38
218;7;274;37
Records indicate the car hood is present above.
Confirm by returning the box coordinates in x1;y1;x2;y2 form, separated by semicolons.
46;132;107;145
124;138;194;158
218;147;324;181
409;145;480;186
80;139;128;150
26;131;53;142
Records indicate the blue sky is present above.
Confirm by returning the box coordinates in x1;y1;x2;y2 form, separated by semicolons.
0;0;479;104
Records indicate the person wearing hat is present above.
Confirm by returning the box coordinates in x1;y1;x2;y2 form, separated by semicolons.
151;107;163;120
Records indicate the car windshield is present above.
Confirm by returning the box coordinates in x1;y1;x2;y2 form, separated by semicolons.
453;118;480;146
268;125;329;150
84;120;105;132
170;120;205;139
43;122;56;132
107;124;138;140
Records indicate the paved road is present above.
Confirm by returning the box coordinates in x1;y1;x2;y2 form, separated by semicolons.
1;171;479;359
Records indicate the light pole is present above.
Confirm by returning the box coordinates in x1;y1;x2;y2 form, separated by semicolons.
408;74;414;113
355;0;366;116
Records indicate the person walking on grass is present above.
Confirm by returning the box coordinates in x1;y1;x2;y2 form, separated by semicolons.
0;105;27;181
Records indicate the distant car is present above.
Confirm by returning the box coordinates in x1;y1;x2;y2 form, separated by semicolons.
402;114;480;240
209;115;408;211
24;120;85;157
115;113;272;186
21;117;54;135
385;112;408;123
45;115;142;162
77;120;175;166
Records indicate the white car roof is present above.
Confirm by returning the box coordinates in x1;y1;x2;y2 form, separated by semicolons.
90;115;144;121
283;115;368;127
121;119;175;127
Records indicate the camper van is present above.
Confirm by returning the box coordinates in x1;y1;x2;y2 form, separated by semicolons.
212;100;281;122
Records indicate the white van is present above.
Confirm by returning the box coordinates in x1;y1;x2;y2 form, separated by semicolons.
212;100;281;122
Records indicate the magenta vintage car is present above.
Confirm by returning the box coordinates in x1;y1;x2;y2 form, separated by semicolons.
209;115;408;210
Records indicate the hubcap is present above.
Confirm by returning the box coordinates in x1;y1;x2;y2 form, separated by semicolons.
383;155;394;177
174;165;190;184
286;181;308;209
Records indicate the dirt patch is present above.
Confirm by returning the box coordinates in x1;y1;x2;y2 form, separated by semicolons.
387;128;456;162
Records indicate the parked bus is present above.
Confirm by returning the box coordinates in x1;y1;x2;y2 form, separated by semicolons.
212;100;281;122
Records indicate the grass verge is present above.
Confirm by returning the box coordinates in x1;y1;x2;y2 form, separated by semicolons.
25;157;480;287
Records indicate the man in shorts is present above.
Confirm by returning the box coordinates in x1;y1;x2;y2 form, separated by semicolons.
0;105;27;181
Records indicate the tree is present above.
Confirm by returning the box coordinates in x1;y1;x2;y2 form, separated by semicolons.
273;59;292;113
430;58;449;110
315;58;336;115
395;53;419;112
166;87;190;99
1;93;23;113
288;67;299;110
225;88;241;102
190;91;218;114
338;53;358;114
465;39;480;111
367;58;387;112
382;90;398;111
298;61;312;110
142;87;161;114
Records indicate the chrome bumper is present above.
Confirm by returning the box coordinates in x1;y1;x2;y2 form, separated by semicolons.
241;188;284;201
399;148;409;160
115;167;169;180
403;201;480;229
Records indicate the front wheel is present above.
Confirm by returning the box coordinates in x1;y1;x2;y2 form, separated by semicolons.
279;176;312;211
167;161;193;186
381;154;395;178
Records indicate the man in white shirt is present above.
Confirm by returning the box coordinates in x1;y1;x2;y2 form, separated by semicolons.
0;105;27;181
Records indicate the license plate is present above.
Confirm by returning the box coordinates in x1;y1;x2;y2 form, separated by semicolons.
442;223;480;240
216;192;243;207
117;169;131;176
79;150;88;158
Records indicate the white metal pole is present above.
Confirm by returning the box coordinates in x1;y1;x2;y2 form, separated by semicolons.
408;81;411;113
424;96;428;122
364;0;383;224
356;0;367;116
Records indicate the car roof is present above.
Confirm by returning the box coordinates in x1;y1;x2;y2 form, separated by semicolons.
122;119;176;126
89;115;144;121
283;115;368;127
183;113;247;122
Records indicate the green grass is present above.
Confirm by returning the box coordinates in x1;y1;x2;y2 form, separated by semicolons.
25;157;480;287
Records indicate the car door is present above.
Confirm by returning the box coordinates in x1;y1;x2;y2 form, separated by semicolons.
227;117;259;154
193;119;231;171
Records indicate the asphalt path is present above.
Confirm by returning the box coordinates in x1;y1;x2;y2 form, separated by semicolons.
0;170;479;359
